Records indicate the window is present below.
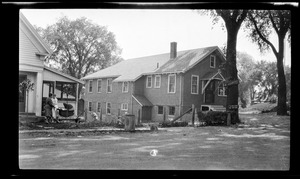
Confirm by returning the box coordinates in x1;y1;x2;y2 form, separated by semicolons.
97;102;101;112
106;102;111;115
210;55;216;68
168;74;176;93
122;82;128;93
97;79;102;93
218;82;227;96
191;75;199;94
154;75;161;88
107;78;112;93
146;76;152;88
169;106;175;116
121;103;128;111
88;80;93;93
88;101;92;112
55;82;76;101
158;106;164;115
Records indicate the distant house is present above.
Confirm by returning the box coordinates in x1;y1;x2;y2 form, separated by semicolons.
19;12;83;117
81;42;227;122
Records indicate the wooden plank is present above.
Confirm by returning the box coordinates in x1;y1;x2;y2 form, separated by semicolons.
171;107;192;123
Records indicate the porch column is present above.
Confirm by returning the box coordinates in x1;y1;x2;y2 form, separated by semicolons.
35;71;43;116
75;83;79;116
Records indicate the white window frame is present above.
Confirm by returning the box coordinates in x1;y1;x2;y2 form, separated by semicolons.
88;80;93;93
106;102;111;115
122;81;129;93
191;75;199;94
218;82;227;96
107;78;112;93
168;106;175;116
121;103;128;111
97;79;102;93
157;106;164;115
146;76;152;88
97;102;101;112
167;74;176;93
210;55;216;68
88;101;92;112
154;75;161;88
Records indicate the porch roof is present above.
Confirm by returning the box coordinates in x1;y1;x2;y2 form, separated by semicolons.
132;94;153;107
200;70;225;81
43;66;84;84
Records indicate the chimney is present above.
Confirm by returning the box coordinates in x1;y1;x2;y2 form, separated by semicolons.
170;42;177;59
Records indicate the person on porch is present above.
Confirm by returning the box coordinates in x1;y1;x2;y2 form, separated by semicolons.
44;93;54;123
52;93;59;121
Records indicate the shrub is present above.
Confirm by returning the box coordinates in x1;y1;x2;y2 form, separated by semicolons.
197;111;240;126
160;121;188;128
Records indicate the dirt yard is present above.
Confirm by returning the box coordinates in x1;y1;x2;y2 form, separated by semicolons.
19;111;290;170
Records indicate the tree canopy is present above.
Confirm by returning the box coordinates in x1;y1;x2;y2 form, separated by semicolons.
35;16;123;80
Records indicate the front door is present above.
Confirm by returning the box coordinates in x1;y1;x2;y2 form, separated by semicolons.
142;106;152;122
19;75;27;112
205;80;215;104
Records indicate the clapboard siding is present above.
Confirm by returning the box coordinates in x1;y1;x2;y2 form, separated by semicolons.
19;20;44;67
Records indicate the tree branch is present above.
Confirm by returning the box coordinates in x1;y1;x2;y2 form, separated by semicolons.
268;10;279;35
249;13;278;59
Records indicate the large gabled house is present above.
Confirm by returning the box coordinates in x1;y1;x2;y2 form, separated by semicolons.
82;42;227;123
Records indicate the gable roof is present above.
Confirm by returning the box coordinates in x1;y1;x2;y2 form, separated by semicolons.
132;94;153;107
20;12;53;55
154;46;224;74
81;46;225;82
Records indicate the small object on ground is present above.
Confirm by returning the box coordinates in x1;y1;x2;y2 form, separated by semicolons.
150;149;158;156
150;125;158;131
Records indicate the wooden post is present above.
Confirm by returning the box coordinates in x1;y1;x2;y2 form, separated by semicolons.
227;112;231;126
191;104;195;126
194;108;197;126
163;107;166;121
99;108;102;122
137;109;141;125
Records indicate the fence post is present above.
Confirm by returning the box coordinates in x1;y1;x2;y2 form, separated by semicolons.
163;107;166;121
99;108;102;122
191;104;195;126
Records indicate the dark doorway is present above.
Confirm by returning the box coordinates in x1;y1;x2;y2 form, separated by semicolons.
19;75;27;112
141;106;152;122
205;80;215;104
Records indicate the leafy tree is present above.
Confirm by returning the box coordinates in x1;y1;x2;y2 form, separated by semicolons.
237;52;256;107
35;16;123;95
246;10;291;115
201;10;248;118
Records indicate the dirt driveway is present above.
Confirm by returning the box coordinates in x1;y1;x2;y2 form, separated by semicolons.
19;112;290;170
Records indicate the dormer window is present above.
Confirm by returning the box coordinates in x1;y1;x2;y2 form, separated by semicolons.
210;55;216;68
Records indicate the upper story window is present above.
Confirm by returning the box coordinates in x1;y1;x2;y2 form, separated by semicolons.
210;55;216;68
88;80;93;93
97;79;102;93
107;78;112;93
154;75;161;88
168;74;176;93
191;75;199;94
122;81;129;93
146;76;152;88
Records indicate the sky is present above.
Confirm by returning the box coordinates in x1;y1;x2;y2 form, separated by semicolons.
20;9;291;67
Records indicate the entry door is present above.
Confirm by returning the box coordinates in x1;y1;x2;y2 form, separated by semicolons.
19;75;27;112
205;80;215;104
142;106;152;122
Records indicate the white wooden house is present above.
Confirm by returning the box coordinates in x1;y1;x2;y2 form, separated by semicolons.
19;12;83;117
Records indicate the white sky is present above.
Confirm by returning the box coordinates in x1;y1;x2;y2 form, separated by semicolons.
20;9;291;66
